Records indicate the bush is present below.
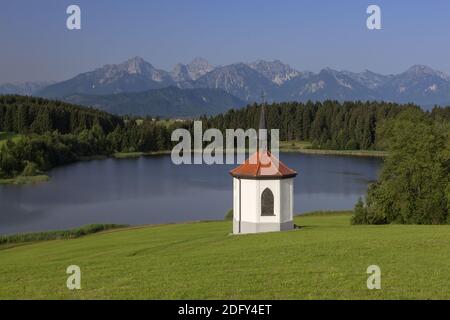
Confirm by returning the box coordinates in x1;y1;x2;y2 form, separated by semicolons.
224;209;233;220
351;198;368;224
21;161;40;176
351;196;387;225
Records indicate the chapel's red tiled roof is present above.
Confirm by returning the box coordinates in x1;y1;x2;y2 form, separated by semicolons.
229;151;297;179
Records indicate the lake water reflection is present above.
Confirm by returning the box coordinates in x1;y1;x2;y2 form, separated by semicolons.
0;153;382;235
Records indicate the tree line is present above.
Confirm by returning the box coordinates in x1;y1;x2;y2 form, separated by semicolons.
203;100;450;150
0;95;124;134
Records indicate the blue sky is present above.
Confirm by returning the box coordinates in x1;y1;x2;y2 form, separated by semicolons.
1;0;450;83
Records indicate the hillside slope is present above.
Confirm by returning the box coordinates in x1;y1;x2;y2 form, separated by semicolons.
0;81;55;96
63;87;246;117
1;213;450;299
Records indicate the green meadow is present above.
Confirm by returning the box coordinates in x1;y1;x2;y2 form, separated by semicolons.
1;212;450;299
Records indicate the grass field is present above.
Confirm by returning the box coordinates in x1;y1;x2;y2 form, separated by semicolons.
1;212;450;299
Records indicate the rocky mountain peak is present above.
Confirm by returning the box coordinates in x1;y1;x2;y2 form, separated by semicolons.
119;56;153;75
404;65;448;80
171;63;191;82
248;59;301;85
187;58;214;80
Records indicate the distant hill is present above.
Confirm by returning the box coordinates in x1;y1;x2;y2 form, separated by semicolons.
0;81;55;96
63;86;246;118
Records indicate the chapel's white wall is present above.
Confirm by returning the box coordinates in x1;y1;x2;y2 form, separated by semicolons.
232;176;294;234
234;179;281;224
240;179;259;223
233;178;240;222
280;178;294;223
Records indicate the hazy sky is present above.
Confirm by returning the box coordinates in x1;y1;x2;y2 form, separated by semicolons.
1;0;450;83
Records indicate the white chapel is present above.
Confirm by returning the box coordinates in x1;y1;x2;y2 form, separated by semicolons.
229;106;297;234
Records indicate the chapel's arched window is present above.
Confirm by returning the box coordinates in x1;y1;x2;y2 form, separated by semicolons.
261;188;274;216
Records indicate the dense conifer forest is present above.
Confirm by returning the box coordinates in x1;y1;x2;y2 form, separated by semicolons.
203;101;450;150
0;95;123;134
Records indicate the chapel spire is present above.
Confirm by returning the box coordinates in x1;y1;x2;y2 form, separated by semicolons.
259;91;268;151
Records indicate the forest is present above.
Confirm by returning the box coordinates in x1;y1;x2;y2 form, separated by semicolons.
0;95;186;179
1;96;450;177
202;100;450;150
0;95;123;134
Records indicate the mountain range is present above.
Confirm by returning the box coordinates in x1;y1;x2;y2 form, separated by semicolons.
2;57;450;117
0;81;55;96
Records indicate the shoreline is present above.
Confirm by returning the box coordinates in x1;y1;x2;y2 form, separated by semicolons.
279;140;386;157
285;148;386;157
111;147;387;159
0;145;385;185
0;175;49;185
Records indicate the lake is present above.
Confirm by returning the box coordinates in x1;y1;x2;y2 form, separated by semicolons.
0;153;382;235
